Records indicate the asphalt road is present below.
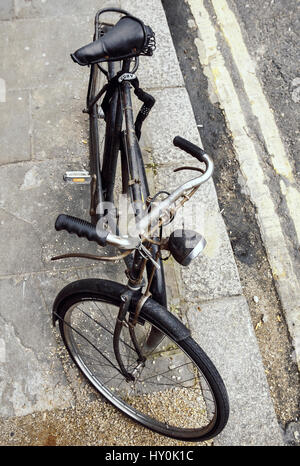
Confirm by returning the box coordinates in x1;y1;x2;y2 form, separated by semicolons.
230;0;300;179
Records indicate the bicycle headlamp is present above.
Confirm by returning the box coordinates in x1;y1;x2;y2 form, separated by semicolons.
168;229;206;266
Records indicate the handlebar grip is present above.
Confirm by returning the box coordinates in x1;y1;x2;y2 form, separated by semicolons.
55;214;108;246
173;136;207;163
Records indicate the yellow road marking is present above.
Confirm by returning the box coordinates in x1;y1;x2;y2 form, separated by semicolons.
211;0;300;244
212;0;293;181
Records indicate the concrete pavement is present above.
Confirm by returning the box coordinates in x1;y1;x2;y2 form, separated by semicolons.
0;0;283;445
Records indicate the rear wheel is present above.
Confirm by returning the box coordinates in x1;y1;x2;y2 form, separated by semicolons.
55;279;229;441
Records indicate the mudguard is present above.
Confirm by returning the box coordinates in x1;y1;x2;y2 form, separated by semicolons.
52;278;191;343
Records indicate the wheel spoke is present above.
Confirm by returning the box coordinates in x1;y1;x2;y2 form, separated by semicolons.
76;305;136;352
60;296;225;438
62;314;123;375
140;361;193;382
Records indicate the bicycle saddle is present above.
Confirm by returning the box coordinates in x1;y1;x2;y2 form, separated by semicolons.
71;15;155;66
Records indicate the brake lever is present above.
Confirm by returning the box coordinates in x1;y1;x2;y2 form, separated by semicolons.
173;166;205;174
137;243;161;270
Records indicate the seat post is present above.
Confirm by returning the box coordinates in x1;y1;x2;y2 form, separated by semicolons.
121;58;131;73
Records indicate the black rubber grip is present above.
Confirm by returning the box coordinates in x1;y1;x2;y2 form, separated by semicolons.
55;214;108;246
173;136;206;163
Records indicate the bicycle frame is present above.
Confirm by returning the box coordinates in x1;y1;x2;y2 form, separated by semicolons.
83;8;213;310
86;9;167;307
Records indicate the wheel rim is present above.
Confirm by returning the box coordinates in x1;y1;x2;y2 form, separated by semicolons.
62;298;218;439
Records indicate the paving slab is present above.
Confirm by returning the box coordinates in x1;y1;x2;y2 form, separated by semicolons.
187;295;283;446
121;0;184;89
14;0;120;18
0;90;31;165
0;15;91;92
0;275;73;417
0;159;95;276
142;87;203;165
0;1;14;21
31;83;89;161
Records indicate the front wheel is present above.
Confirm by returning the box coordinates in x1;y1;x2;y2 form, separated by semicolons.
54;279;229;441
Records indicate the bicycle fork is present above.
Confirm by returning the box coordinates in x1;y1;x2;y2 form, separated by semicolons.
113;253;166;382
113;289;145;382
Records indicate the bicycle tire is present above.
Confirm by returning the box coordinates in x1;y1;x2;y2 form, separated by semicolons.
53;278;229;441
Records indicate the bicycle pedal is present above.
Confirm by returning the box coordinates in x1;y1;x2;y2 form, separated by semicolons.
63;171;91;185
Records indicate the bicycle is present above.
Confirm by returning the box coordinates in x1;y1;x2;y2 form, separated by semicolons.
52;7;229;442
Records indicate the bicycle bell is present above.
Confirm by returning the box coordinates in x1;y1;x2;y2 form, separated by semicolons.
168;229;206;266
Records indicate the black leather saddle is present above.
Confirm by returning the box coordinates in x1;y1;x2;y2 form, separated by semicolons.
71;15;155;66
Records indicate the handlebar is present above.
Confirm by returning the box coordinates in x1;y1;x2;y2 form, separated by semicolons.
173;136;207;164
55;214;109;246
55;136;213;250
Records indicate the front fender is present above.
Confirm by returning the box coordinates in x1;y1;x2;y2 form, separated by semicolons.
52;278;190;342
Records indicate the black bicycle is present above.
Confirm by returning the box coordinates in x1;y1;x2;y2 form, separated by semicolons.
52;8;229;442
